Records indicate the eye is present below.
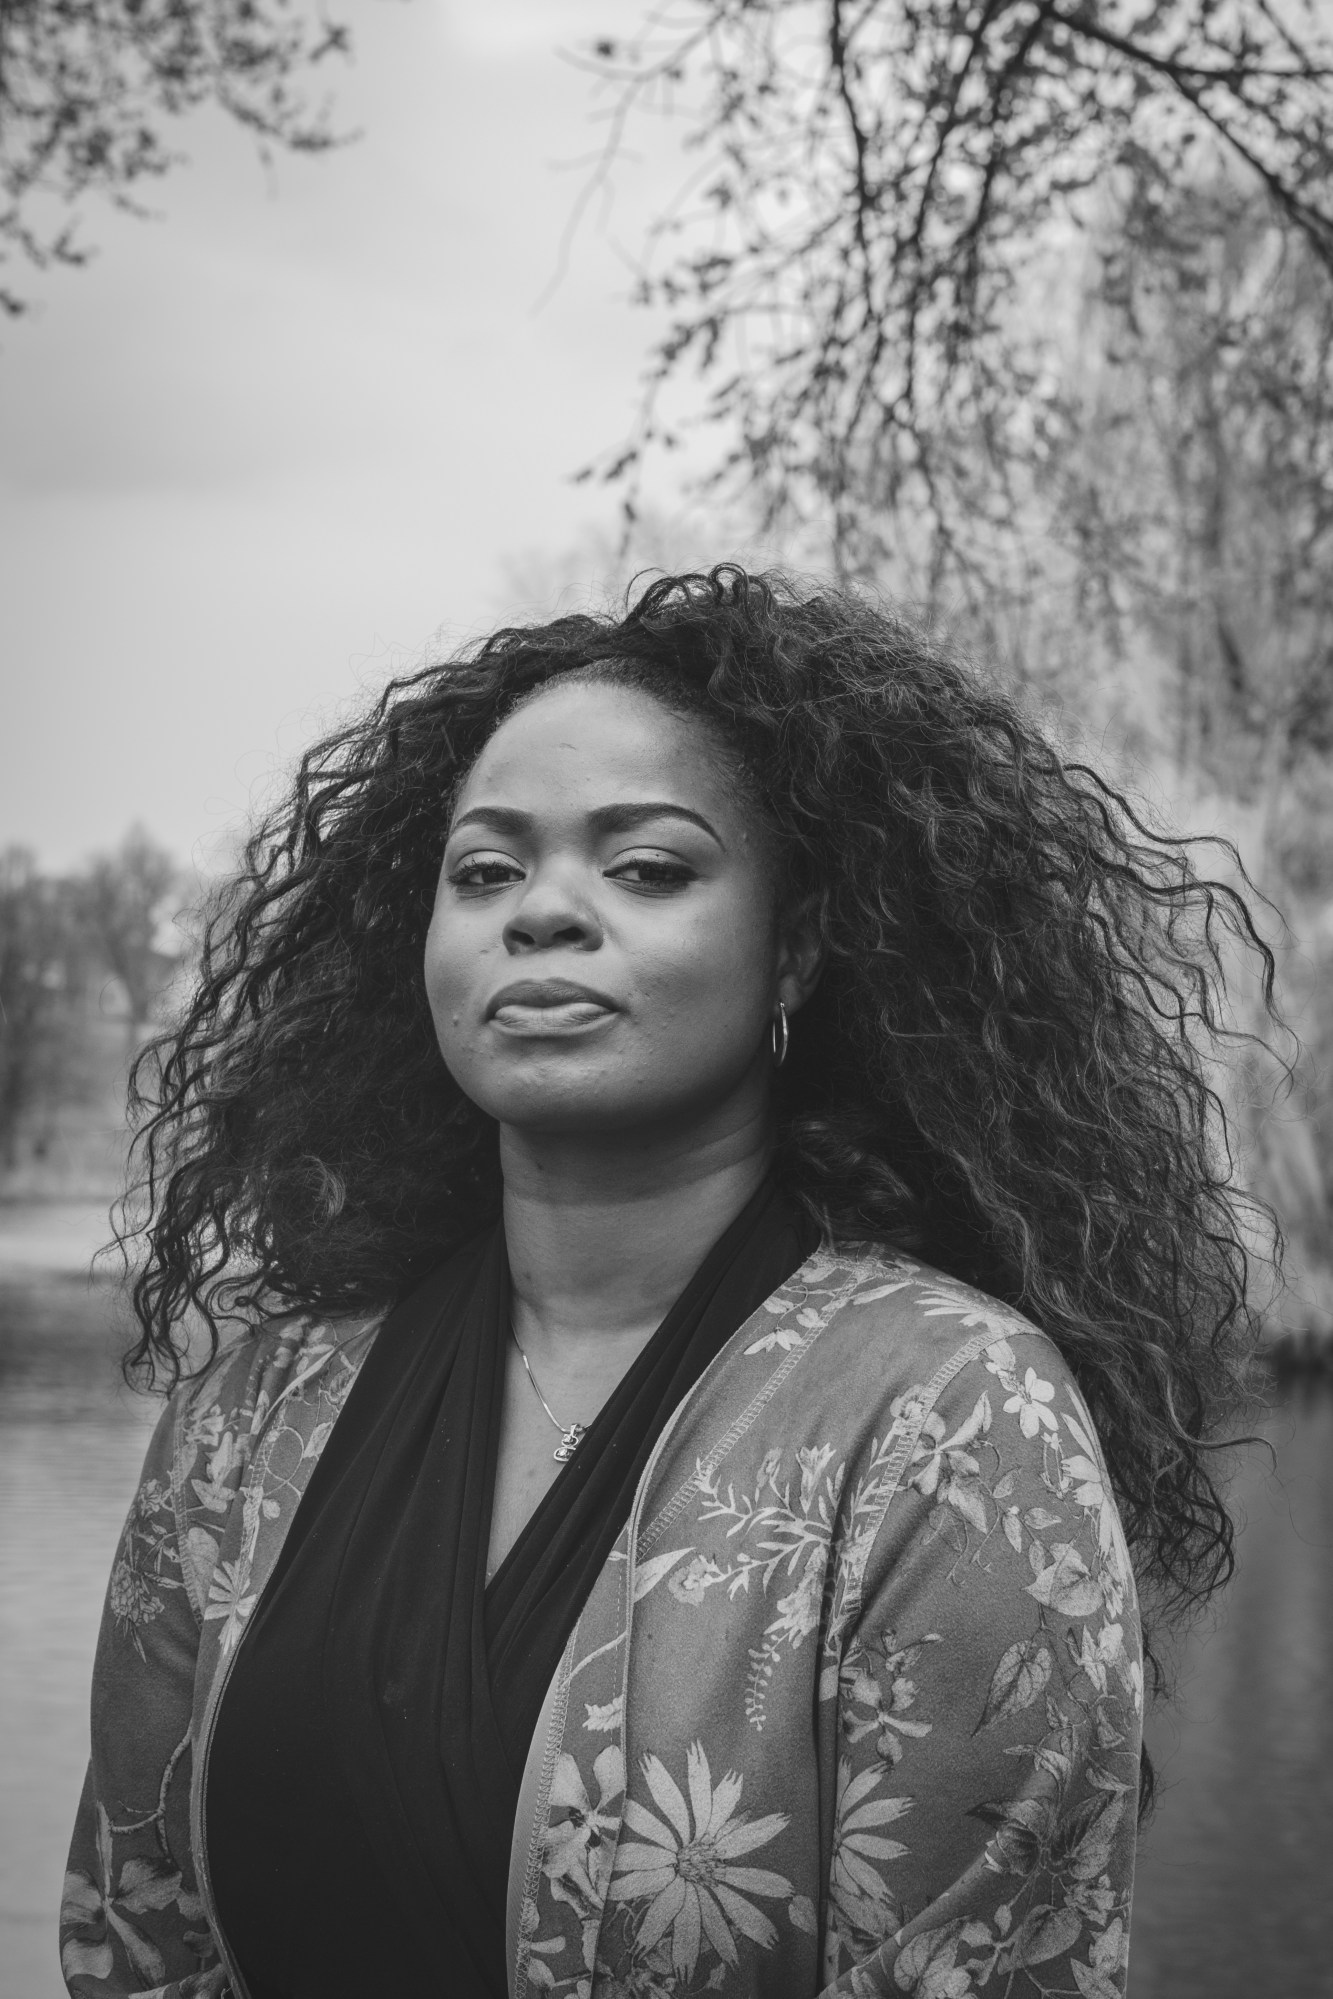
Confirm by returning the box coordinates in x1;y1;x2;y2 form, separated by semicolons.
606;855;696;893
448;854;523;892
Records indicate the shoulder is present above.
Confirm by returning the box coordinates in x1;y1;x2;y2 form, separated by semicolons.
155;1306;379;1527
145;1306;380;1622
776;1246;1116;1515
806;1251;1138;1621
780;1243;1061;1395
167;1303;379;1435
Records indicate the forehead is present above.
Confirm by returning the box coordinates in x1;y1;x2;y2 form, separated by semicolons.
453;681;739;819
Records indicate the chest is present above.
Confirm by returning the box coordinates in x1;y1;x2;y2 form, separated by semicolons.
485;1316;667;1582
486;1342;573;1581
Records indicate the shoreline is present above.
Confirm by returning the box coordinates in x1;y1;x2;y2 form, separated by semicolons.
0;1199;121;1281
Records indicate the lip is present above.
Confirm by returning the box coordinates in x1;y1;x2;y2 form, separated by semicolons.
485;978;620;1022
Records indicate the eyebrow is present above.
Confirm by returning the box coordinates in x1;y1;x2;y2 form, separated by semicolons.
448;801;725;846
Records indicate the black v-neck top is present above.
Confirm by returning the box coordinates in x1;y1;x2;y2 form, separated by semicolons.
205;1180;817;1998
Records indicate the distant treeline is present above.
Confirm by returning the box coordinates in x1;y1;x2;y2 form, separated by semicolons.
0;828;191;1192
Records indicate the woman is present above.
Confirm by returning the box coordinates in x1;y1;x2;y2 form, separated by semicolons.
62;569;1268;1999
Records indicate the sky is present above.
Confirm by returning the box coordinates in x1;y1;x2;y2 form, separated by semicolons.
0;0;760;872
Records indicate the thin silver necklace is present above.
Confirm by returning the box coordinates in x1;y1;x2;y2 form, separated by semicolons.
509;1321;587;1463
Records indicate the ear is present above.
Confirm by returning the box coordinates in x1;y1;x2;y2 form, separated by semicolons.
774;892;827;1018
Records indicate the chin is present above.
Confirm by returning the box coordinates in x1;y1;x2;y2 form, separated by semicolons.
492;1071;753;1143
489;1089;656;1136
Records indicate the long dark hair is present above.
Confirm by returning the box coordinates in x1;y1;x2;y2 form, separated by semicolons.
122;567;1276;1711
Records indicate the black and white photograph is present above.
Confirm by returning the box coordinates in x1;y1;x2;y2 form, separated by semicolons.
2;4;1331;1995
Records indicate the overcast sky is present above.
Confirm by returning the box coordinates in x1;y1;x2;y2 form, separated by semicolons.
0;0;768;872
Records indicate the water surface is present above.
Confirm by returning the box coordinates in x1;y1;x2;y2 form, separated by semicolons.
0;1269;157;1997
1132;1385;1333;1993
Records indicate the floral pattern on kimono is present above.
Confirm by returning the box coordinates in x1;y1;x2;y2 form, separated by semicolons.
63;1253;1142;1999
511;1259;1143;1999
62;1311;376;1999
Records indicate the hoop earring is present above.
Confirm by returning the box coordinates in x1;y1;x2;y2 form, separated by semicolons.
771;1000;789;1070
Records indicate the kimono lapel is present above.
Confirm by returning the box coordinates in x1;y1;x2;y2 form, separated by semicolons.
506;1245;895;1996
179;1313;382;1998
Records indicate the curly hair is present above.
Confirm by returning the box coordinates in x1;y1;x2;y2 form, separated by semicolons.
122;567;1276;1766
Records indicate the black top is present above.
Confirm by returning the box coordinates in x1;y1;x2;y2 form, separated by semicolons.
205;1178;818;1998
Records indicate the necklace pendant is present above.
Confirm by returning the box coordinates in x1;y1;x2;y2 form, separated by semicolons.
553;1422;587;1463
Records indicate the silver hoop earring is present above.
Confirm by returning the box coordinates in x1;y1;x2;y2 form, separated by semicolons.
771;1000;789;1070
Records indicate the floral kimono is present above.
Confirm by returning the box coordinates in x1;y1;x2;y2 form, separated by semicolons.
62;1246;1142;1998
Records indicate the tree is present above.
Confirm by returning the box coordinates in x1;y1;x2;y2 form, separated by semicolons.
579;0;1333;583
0;832;187;1176
0;0;352;315
0;848;86;1167
1041;180;1333;1315
79;825;183;1037
573;14;1333;1323
1053;175;1333;846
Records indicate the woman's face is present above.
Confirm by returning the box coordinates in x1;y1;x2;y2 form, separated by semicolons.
425;680;818;1141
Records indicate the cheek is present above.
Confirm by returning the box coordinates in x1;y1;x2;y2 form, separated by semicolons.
422;905;478;1035
422;910;449;1009
636;892;775;1036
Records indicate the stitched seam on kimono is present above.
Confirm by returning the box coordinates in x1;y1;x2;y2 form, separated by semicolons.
632;1256;893;1556
513;1626;578;1993
173;1354;231;1628
839;1328;1000;1631
636;1329;827;1556
187;1407;293;1999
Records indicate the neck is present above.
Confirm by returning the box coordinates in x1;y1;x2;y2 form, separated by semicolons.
501;1104;772;1360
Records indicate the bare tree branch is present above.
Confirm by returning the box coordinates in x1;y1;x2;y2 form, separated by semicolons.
0;0;355;314
575;0;1333;578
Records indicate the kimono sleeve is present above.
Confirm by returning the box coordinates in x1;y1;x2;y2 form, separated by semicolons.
60;1384;228;1999
822;1330;1143;1999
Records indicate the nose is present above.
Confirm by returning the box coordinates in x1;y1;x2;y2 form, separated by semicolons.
502;866;603;955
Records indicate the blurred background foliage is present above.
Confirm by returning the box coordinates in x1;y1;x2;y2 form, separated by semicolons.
0;830;196;1197
568;0;1333;1350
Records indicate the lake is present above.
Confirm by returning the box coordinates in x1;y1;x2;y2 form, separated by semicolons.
1;1207;1330;1997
